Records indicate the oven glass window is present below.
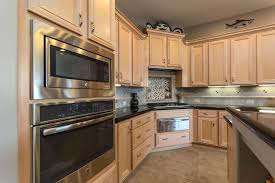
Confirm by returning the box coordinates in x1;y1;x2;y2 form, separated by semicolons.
50;45;110;83
39;118;113;183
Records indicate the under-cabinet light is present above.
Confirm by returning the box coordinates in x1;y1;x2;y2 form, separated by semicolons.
259;110;275;114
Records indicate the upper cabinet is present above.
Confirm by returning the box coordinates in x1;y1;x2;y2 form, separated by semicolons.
230;34;256;85
88;0;115;49
132;34;142;86
28;0;85;35
148;30;184;70
118;22;132;85
208;39;230;86
257;29;275;84
190;43;208;87
149;34;167;67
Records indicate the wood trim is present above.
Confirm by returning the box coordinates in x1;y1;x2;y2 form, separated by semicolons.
186;24;275;44
146;29;185;39
115;8;146;39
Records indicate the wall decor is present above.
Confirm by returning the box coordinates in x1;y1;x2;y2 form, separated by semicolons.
154;21;171;32
172;27;184;34
146;22;154;29
147;76;172;100
225;19;254;29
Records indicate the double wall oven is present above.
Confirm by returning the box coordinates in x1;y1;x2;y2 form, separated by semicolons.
30;20;115;183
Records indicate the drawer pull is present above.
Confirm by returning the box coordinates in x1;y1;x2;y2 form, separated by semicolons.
137;153;142;158
203;113;208;115
162;138;168;141
137;121;141;124
137;135;141;139
145;129;151;132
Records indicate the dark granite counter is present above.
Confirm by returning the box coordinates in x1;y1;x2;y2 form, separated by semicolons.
115;106;153;123
226;107;275;149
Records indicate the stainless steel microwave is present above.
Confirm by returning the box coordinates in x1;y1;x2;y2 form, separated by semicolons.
31;20;115;99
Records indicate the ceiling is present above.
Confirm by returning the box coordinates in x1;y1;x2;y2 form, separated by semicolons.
116;0;275;29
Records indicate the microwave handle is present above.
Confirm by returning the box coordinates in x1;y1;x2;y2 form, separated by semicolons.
43;114;114;136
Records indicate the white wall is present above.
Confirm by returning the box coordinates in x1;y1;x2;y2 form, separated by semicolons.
0;0;18;182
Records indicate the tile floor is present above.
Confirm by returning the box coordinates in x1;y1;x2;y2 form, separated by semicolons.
125;145;228;183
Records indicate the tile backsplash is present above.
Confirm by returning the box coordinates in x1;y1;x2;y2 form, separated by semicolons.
115;71;275;108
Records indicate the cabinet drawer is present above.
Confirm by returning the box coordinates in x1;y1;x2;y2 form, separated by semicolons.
143;135;154;157
132;126;145;149
156;131;190;148
132;112;153;129
219;111;229;119
198;110;218;118
156;109;193;119
143;121;154;139
132;142;144;169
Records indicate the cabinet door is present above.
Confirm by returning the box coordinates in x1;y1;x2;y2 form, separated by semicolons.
149;34;167;67
198;117;218;146
257;30;275;84
231;34;256;85
92;165;117;183
117;120;132;183
118;22;132;85
28;0;84;34
257;113;275;128
114;18;119;84
88;0;115;49
209;39;230;86
132;34;141;86
219;118;228;148
167;37;182;68
190;43;208;86
140;39;149;87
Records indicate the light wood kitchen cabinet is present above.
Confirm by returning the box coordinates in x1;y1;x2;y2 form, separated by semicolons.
190;43;208;87
28;0;85;35
92;164;117;183
132;34;142;86
114;18;119;84
257;29;275;84
198;117;218;146
117;120;132;183
230;34;256;85
167;37;182;68
149;34;167;67
176;44;191;87
257;113;275;127
219;118;228;147
88;0;115;49
118;22;132;85
140;39;149;87
208;39;230;86
227;123;236;183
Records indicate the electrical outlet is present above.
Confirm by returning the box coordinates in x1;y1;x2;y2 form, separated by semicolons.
122;101;127;106
194;99;201;103
246;99;255;105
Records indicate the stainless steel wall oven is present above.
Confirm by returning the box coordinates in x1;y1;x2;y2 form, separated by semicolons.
31;100;115;183
31;20;115;99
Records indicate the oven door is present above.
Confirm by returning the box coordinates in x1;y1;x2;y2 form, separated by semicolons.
33;113;115;183
45;37;111;90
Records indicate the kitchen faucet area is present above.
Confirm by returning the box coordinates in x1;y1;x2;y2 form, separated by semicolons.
0;0;274;183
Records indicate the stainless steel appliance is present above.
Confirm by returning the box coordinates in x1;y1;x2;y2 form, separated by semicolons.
157;117;190;133
31;20;115;99
32;100;115;183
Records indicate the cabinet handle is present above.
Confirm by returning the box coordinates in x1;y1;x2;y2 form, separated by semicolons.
79;13;83;27
119;72;123;79
91;22;95;33
137;153;142;158
213;123;215;127
115;72;119;79
163;58;166;64
137;135;141;139
162;138;168;141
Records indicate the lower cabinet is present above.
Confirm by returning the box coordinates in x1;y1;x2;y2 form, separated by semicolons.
219;118;228;147
198;117;218;146
156;131;190;148
92;165;117;183
117;120;132;183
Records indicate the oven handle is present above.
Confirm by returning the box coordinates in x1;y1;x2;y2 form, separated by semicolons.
43;114;114;136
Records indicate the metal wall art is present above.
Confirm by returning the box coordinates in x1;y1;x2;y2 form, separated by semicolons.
225;19;254;29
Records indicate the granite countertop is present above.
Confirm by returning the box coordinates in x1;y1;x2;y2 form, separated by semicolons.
115;105;153;123
226;107;275;149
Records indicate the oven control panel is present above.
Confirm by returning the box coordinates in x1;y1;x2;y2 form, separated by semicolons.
38;100;114;123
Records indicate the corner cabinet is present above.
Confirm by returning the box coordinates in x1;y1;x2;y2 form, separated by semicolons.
117;120;132;183
257;29;275;84
190;43;208;87
230;34;256;85
208;39;230;86
88;0;115;49
28;0;86;35
148;29;184;70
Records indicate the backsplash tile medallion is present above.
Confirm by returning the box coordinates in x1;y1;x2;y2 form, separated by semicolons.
147;77;172;100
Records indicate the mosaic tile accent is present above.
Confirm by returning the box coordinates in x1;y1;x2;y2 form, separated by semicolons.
147;77;172;100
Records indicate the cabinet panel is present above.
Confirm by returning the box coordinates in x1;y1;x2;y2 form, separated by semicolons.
114;18;119;84
231;34;256;85
132;34;142;86
167;37;182;68
28;0;84;34
88;0;115;49
118;22;132;85
140;39;149;87
219;118;228;147
190;43;208;86
92;165;117;183
208;39;230;85
117;120;132;183
198;117;218;146
257;30;275;84
149;34;167;67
